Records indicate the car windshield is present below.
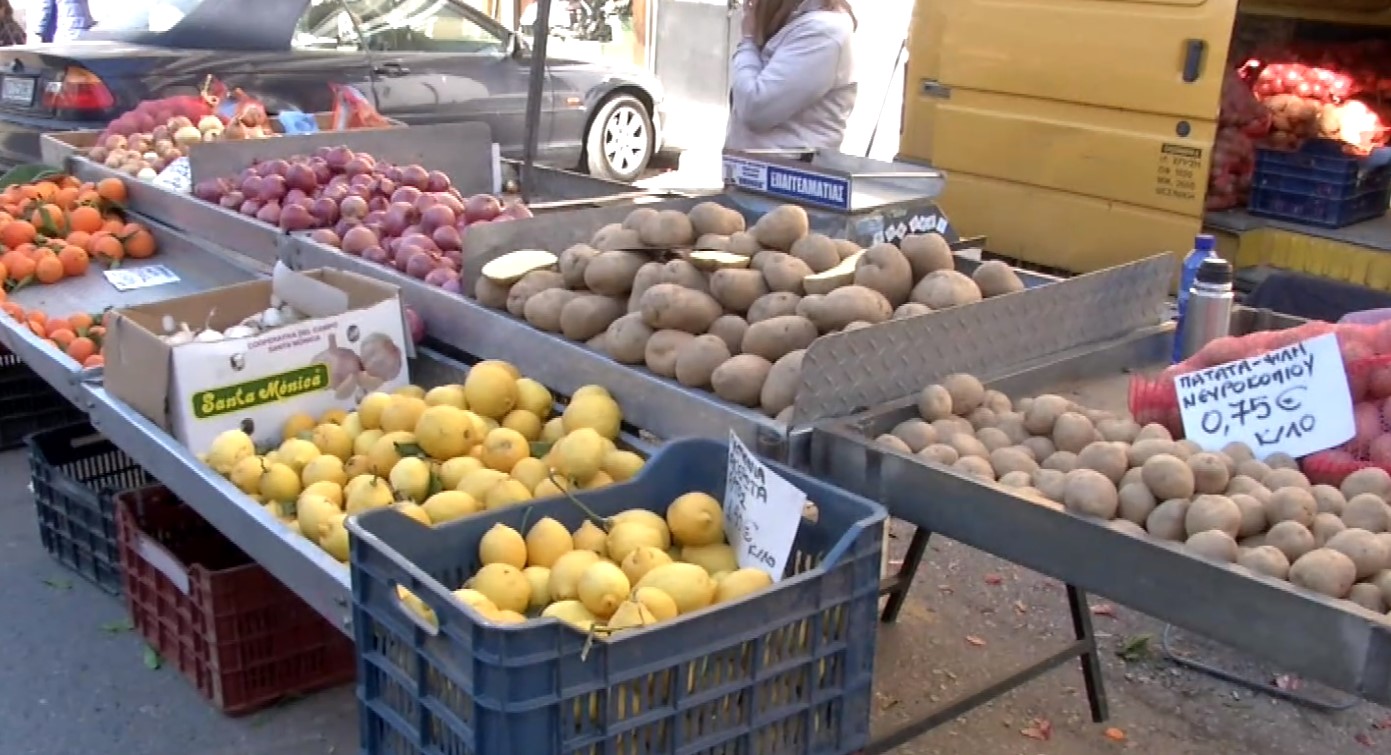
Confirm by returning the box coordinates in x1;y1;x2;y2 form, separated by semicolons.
90;0;209;33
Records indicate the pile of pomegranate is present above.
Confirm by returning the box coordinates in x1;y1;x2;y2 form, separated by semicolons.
192;146;531;292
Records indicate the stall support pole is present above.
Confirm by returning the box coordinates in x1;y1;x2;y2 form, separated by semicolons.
866;528;1108;753
520;0;553;205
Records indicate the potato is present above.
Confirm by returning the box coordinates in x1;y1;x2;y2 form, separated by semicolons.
627;262;664;311
1226;475;1270;503
1265;487;1316;528
711;354;773;407
739;315;817;363
1023;395;1069;435
639;284;724;334
899;233;953;279
876;434;911;454
1185;494;1242;538
1289;548;1357;598
1173;440;1201;460
1185;453;1230;495
761;253;814;294
917;384;953;421
726;231;761;256
603;313;654;364
1020;435;1056;463
746;292;802;324
1043;451;1078;473
673;334;732;389
622;207;658;231
996;414;1030;444
948;434;989;460
1118;483;1158;525
967;407;997;430
938;373;984;415
639;209;696;248
893;302;933;319
1142;454;1196;500
1266;520;1316;562
560;295;625;342
1033;469;1067;501
1120;467;1144;490
1186;530;1239;563
977;427;1013;452
890;419;936;452
953;456;995;481
1326;528;1389;579
1222;442;1255;464
853;243;914;305
1052;412;1097;454
760;349;805;417
1146;498;1190;540
1346;583;1386;613
910;269;982;309
592;224;642;251
800;286;892;332
1343;493;1389;533
834;238;862;260
475;276;510;309
918;444;959;466
644;329;695;377
694;233;730;251
971;260;1025;298
1265;452;1299;470
1230;494;1267;538
1341;467;1391;500
999;471;1033;488
751;205;809;250
1109;519;1148;537
1312;512;1347;547
506;270;565;316
1374;569;1391;605
659;259;709;292
1263;468;1310;491
1077;441;1128;485
688;201;745;237
1310;485;1346;515
932;417;973;440
1062;469;1119;519
587;332;608;351
1096;418;1140;443
584;251;649;296
707;315;748;353
1134;423;1173;442
1235;459;1271;481
982;390;1012;414
709;268;769;313
990;447;1038;478
523;288;580;332
790;233;840;273
1238;546;1290;580
558;243;600;288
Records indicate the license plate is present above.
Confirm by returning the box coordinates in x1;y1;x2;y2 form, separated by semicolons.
2;77;34;105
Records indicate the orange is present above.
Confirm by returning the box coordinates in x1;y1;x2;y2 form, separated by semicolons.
122;226;155;259
34;254;63;284
75;189;100;207
0;260;6;283
27;320;45;337
48;328;75;349
0;289;6;304
25;310;45;326
90;234;123;262
5;253;35;281
1;302;24;320
0;219;36;248
68;312;93;332
82;354;103;368
30;203;66;235
44;317;69;335
57;246;88;277
67;205;102;234
86;325;105;343
65;230;90;250
96;177;127;204
66;336;95;363
31;181;57;200
53;186;79;209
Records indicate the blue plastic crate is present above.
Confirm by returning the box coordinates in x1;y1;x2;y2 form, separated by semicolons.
1248;141;1391;228
348;437;886;755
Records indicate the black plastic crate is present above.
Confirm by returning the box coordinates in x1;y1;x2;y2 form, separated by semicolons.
1249;141;1391;228
0;348;84;450
27;422;155;595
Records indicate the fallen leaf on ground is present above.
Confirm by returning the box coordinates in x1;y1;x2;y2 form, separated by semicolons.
1117;634;1152;662
1372;717;1391;730
1354;733;1374;748
1021;718;1053;741
1013;600;1028;614
1274;674;1302;691
965;635;987;647
984;573;1004;585
1104;727;1127;742
1090;603;1116;617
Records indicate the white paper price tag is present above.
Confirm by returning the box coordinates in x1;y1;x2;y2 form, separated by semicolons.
153;157;192;193
103;264;181;292
723;431;806;580
1176;333;1354;458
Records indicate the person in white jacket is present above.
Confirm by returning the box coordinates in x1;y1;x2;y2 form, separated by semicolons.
726;0;857;152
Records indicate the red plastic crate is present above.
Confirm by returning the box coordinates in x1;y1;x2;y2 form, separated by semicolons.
114;485;355;715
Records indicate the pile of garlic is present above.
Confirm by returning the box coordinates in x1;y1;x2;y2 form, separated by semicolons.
160;296;305;345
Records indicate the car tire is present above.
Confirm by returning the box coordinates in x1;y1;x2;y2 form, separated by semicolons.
585;94;653;183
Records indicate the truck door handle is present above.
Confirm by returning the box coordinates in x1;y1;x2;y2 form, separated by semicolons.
374;62;410;76
1181;39;1206;83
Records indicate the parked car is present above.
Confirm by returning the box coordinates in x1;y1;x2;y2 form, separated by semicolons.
0;0;664;181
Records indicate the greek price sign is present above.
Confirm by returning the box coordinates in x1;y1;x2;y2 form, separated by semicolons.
723;431;807;581
1175;333;1354;458
722;155;851;212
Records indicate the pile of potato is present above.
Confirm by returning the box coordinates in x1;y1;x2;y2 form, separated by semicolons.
875;373;1391;620
475;203;1025;419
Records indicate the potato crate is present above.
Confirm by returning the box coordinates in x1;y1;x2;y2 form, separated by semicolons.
27;421;154;595
348;437;886;755
0;347;84;450
1248;140;1391;228
115;485;356;715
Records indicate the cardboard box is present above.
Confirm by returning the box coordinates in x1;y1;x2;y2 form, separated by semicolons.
105;264;411;451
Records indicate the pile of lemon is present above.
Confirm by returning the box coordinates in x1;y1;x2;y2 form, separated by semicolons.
197;359;644;562
399;491;775;630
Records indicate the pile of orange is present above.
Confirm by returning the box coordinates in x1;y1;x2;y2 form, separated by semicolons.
0;175;156;292
0;302;105;368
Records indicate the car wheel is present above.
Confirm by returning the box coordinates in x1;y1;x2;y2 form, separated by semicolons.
585;94;653;183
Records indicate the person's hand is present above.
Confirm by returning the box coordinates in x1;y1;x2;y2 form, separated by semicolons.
741;0;755;38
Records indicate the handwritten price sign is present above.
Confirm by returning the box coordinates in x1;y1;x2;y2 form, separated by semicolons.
1176;333;1354;458
723;431;806;581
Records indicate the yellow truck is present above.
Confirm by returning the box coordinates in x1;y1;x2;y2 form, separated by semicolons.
900;0;1391;289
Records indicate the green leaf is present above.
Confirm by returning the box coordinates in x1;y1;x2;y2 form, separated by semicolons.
101;619;133;633
10;274;34;293
142;645;162;670
425;472;443;498
396;441;426;458
530;441;554;459
1117;634;1152;663
42;577;72;590
0;163;63;189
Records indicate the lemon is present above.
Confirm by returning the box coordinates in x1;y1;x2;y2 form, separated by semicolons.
534;476;570;498
380;396;427;434
281;412;317;442
621;546;672;584
297;493;342;544
310;423;354;461
470;563;531;614
367;431;416;475
572;385;610;400
572;519;608;554
579;471;613;490
523;566;552;609
510;457;549;492
475;359;521;380
439;456;484;489
667;492;725;547
631;586;678;621
424;384;467;409
635;563;716;615
602;451;644;483
682;544;739;575
502;409;543;441
463;364;519;420
457;469;509;500
480;428;530;472
358;392;393;430
540;417;566;443
542;599;596;631
399;586;437;625
353;428;384;458
611;510;671;548
562;394;621;440
228;455;265;495
515;378;553;419
277;439;321;475
608;599;657;630
484;479;532;509
341;411;364;437
320;408;349;425
393;501;432;526
421;490;480;525
577;561;630;618
548;550;601;601
714;568;773;604
394;384;427;399
554;428;605;483
525;517;574;568
415;405;477;461
479;523;527;568
345;476;394;515
344;454;373;479
259;462;302;503
206;430;255;474
389;456;433;502
302;480;344;508
453;588;496;613
301;454;347;488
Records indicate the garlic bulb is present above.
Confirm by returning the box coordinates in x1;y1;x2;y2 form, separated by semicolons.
161;314;177;335
260;307;284;328
223;324;258;339
194;329;225;343
277;305;301;325
165;324;194;346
